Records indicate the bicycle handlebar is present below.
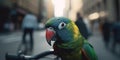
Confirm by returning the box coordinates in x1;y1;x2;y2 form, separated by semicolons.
6;53;33;60
6;50;54;60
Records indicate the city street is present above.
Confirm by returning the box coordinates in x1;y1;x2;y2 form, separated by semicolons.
0;0;120;60
0;30;120;60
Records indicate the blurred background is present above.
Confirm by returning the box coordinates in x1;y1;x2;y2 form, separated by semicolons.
0;0;120;60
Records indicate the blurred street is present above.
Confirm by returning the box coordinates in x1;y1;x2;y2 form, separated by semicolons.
0;0;120;60
0;29;120;60
88;30;120;60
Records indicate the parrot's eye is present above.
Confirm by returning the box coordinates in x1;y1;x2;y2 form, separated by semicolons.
58;22;66;30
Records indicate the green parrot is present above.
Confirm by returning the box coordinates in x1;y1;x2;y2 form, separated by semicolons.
45;17;98;60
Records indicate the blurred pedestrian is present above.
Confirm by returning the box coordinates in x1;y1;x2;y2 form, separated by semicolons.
101;20;111;48
22;13;38;51
75;12;90;39
111;21;120;52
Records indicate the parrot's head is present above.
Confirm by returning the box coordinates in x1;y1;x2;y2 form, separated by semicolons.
45;17;80;46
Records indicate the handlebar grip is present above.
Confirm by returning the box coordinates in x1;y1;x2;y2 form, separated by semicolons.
5;53;25;60
33;50;54;59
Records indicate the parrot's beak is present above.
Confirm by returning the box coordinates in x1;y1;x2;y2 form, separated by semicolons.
46;28;55;46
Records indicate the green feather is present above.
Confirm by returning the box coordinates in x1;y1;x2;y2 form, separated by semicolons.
82;40;98;60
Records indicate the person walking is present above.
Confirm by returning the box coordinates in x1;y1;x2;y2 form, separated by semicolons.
111;21;120;52
75;12;90;39
22;13;38;51
101;20;111;48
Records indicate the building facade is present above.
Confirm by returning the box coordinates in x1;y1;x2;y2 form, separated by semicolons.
81;0;120;32
0;0;46;31
82;0;120;22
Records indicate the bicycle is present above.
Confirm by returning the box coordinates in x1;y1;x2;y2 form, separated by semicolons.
17;41;32;55
5;49;60;60
6;40;60;60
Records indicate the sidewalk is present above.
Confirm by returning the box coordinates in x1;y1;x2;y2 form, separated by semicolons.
88;30;120;60
0;30;22;42
0;30;47;60
0;29;120;60
0;30;22;36
0;29;44;39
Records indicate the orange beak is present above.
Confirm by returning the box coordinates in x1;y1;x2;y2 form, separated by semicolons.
46;28;55;46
